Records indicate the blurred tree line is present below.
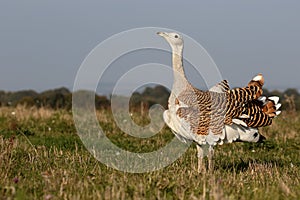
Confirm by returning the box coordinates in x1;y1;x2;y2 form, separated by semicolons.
0;86;299;112
130;85;170;109
0;87;110;110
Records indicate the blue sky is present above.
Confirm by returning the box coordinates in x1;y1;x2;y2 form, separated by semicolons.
1;1;299;93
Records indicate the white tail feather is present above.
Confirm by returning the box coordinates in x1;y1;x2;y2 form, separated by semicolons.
275;103;282;110
258;96;266;102
252;74;263;82
239;114;249;119
232;118;248;127
268;96;280;104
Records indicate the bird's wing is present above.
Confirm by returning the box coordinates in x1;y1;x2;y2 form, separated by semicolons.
172;85;227;145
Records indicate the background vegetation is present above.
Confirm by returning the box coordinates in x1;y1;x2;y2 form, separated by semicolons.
1;86;300;112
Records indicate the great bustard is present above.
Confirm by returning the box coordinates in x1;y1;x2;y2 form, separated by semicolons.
157;32;281;172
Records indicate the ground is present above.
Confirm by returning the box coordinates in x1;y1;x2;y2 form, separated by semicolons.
0;106;299;199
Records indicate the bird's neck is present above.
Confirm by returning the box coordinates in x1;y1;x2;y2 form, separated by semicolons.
172;49;188;89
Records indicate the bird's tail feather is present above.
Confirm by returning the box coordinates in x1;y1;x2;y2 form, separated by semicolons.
247;73;264;98
261;96;281;118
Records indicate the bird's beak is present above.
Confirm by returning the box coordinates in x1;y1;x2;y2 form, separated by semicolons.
157;32;168;37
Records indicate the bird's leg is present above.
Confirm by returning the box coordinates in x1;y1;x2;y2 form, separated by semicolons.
208;145;214;172
196;145;205;173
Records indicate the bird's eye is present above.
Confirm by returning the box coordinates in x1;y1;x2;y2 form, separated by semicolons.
174;35;178;38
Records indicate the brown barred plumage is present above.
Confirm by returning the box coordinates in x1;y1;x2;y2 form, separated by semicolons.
174;75;277;136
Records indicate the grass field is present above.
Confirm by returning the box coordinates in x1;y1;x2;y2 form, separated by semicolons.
0;106;299;199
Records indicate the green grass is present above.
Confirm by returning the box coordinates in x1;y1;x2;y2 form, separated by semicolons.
0;106;299;199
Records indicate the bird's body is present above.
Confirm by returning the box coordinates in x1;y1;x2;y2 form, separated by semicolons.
157;31;281;172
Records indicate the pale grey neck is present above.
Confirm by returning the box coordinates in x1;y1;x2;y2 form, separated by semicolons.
172;50;188;90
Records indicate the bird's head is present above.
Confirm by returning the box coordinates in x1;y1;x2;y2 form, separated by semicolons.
157;32;183;54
